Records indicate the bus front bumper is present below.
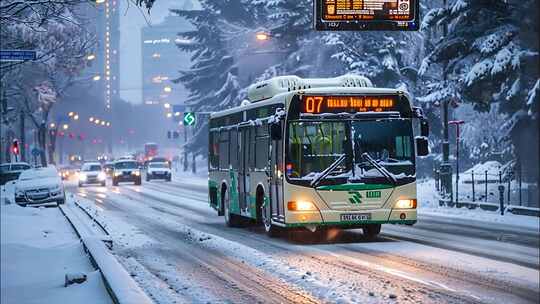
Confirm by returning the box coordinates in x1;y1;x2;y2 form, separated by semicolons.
284;209;417;228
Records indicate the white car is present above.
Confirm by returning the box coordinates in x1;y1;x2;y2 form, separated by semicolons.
146;162;172;181
78;162;107;187
14;166;65;206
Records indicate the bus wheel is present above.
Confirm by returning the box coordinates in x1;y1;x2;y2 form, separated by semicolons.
363;224;381;240
262;203;279;237
224;191;241;227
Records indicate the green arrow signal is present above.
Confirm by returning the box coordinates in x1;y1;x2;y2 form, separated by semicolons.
183;112;196;126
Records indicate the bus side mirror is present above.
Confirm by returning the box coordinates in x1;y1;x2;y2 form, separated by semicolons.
415;136;429;156
270;122;282;141
420;119;429;137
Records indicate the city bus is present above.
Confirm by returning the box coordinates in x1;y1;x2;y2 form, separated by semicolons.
208;75;429;238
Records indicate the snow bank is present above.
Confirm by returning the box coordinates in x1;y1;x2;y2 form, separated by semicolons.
0;202;112;304
417;179;539;230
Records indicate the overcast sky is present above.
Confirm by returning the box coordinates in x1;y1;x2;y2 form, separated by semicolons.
119;0;196;104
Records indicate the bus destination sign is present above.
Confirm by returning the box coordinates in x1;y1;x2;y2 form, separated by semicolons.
302;95;397;114
314;0;419;31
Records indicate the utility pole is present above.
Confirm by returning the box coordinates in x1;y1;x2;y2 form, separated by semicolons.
439;0;453;205
19;110;26;162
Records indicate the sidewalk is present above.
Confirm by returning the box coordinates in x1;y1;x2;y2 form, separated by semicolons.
1;198;112;304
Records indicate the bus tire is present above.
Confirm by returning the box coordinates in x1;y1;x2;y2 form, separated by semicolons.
363;224;381;240
224;190;242;227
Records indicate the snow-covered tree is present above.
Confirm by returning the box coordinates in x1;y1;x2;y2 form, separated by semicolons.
419;0;539;170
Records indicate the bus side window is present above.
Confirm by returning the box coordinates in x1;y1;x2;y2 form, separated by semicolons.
248;127;256;170
209;131;219;170
230;128;239;169
219;130;229;170
255;123;269;170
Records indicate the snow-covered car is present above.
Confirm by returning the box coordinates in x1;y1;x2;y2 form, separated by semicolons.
145;162;171;181
78;162;106;187
14;166;65;206
103;161;115;177
112;160;142;186
0;162;31;185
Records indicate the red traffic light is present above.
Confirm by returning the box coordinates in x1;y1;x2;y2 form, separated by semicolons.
12;140;19;155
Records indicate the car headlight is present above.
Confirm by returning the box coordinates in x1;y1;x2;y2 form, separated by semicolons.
132;170;140;176
79;173;87;181
395;199;417;209
50;185;62;195
114;171;121;177
287;201;318;211
98;172;106;180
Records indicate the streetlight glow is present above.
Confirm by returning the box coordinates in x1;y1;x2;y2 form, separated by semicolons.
95;119;101;124
68;112;74;117
73;114;79;120
256;32;269;41
87;54;96;60
62;124;69;130
93;75;101;81
101;121;106;126
89;117;94;122
166;113;173;118
164;103;171;109
164;86;172;93
49;123;56;128
106;122;111;127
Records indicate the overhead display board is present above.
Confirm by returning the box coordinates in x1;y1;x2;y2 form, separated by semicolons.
314;0;419;31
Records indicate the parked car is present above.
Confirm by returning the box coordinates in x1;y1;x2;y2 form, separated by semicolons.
0;162;31;185
14;166;65;206
112;160;142;186
78;162;106;187
146;162;172;182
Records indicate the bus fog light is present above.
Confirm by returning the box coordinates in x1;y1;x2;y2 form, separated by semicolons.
395;199;417;209
288;201;317;211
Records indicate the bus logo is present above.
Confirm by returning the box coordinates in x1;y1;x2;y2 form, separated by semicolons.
348;191;363;205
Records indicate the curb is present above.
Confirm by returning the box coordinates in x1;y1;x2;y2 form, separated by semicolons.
59;203;153;304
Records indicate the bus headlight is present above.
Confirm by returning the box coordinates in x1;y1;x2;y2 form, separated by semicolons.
395;199;417;209
288;201;317;211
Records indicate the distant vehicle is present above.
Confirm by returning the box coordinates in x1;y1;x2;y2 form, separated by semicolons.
144;143;158;161
58;165;78;180
0;162;31;185
78;162;106;187
208;75;429;238
112;160;142;186
144;156;170;168
15;166;65;206
146;162;171;182
103;161;115;177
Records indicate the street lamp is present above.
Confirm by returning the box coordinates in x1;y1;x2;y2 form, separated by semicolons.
166;113;173;118
101;121;106;126
73;114;79;120
106;122;111;127
87;54;96;61
256;32;270;41
449;120;465;205
68;112;74;117
95;119;101;124
163;86;172;93
62;124;69;130
89;117;94;122
164;103;171;109
93;75;101;81
49;123;56;129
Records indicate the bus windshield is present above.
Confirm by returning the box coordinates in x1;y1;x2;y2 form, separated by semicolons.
286;119;415;186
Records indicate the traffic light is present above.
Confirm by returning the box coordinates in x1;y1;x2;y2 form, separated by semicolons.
11;140;19;155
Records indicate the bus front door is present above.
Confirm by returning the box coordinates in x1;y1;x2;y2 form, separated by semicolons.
270;136;284;223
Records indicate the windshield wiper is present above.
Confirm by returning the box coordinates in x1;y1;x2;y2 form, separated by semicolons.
361;153;397;186
310;154;346;188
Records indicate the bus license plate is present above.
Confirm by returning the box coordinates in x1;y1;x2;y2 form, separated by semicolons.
341;213;371;221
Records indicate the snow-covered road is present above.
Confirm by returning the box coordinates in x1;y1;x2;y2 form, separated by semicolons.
66;179;540;304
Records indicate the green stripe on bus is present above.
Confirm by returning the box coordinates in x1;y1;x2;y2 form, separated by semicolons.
316;184;393;191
